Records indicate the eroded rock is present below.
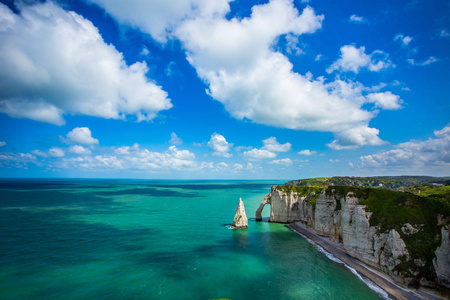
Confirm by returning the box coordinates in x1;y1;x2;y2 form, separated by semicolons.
433;226;450;288
232;198;248;229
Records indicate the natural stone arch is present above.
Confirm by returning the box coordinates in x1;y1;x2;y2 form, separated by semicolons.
255;193;271;221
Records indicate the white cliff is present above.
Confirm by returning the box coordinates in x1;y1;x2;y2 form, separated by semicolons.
255;186;449;290
255;186;314;225
232;198;248;229
433;226;450;288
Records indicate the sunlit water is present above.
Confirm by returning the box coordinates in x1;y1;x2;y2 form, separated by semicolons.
0;179;383;299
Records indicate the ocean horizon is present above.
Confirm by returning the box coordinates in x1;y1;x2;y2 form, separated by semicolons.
0;179;385;299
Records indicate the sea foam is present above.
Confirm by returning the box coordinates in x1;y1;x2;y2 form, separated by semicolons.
290;227;391;300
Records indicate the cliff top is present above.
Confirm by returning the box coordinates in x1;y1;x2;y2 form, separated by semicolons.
284;175;450;191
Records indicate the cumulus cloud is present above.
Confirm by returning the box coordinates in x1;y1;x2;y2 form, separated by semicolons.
269;158;293;166
438;29;450;38
366;92;403;110
407;57;439;66
0;152;36;167
207;133;233;157
262;137;291;152
69;144;197;171
91;0;399;150
359;125;450;174
285;33;304;55
88;0;231;43
0;141;5;147
68;145;92;155
65;127;99;145
31;150;48;157
327;45;392;74
327;126;385;150
394;33;412;46
0;2;171;125
169;132;183;145
298;149;316;156
243;148;277;160
48;147;64;157
349;14;365;23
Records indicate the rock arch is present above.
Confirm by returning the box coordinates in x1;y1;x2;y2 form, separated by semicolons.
255;193;271;221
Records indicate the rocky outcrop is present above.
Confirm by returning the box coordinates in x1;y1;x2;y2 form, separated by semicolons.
231;198;248;229
255;185;314;225
433;226;450;288
314;190;341;241
255;192;271;221
256;186;449;290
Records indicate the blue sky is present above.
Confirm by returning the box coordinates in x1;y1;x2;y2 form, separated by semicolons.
0;0;448;179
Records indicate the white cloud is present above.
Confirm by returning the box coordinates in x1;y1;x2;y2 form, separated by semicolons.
91;0;397;150
366;92;403;110
394;33;412;46
262;137;291;152
216;162;229;169
315;54;322;61
64;144;197;171
88;0;231;43
0;141;5;147
349;14;365;23
114;144;139;155
0;2;171;125
359;125;450;175
269;158;293;166
165;61;179;77
48;147;64;157
243;148;277;160
232;162;254;172
298;149;316;156
207;133;233;157
0;152;36;167
407;56;439;66
285;33;303;55
65;127;99;145
439;29;450;38
327;45;392;74
327;126;385;150
140;47;150;56
169;132;183;145
68;145;92;155
31;150;48;157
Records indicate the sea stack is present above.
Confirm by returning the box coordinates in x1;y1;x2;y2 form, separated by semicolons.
231;198;248;229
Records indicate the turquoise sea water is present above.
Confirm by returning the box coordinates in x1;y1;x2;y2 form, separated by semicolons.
0;179;383;299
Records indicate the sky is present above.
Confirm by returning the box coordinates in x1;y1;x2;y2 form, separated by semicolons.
0;0;449;179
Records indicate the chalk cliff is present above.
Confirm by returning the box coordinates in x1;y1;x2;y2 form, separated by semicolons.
256;185;450;290
433;226;450;288
232;198;248;229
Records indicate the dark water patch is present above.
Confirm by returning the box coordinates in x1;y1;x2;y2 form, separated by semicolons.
147;183;274;191
0;189;119;208
0;208;160;270
0;180;77;190
95;187;200;198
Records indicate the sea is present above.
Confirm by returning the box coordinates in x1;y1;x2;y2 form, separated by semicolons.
0;179;385;299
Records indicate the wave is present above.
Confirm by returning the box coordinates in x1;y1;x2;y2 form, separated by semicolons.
290;227;391;300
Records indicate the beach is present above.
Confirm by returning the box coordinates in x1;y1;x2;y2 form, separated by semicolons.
288;222;445;300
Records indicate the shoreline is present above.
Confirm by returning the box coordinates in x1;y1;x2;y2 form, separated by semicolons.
287;222;444;300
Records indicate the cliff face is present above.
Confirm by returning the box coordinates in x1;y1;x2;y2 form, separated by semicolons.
255;185;315;226
256;185;449;289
